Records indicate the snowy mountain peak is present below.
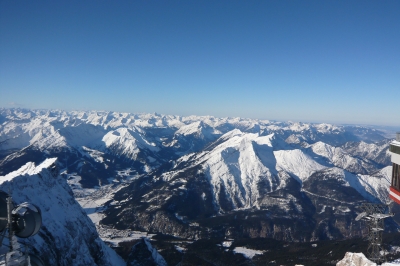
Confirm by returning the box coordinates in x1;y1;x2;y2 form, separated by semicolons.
175;121;220;139
0;158;58;185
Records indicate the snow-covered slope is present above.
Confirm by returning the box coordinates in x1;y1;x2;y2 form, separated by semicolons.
356;166;392;204
0;158;125;266
275;148;326;183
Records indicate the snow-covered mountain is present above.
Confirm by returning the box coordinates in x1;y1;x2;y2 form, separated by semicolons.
0;108;397;264
101;127;394;243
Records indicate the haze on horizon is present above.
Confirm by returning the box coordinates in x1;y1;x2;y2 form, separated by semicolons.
0;1;399;126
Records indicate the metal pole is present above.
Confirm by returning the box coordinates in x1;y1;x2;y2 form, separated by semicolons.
7;196;12;252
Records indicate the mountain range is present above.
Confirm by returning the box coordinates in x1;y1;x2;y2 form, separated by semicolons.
0;108;398;265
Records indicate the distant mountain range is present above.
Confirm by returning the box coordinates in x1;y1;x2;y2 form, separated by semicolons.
0;108;398;265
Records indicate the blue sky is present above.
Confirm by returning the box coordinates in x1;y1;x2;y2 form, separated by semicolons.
1;1;399;126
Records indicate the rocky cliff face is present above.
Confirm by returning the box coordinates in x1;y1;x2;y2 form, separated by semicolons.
0;158;125;266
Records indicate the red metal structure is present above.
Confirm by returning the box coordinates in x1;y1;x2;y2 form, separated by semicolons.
389;133;400;204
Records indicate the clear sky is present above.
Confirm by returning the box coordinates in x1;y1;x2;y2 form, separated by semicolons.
0;1;399;126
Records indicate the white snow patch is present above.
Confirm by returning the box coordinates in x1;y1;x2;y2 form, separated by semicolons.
384;259;400;265
233;247;264;259
222;241;233;248
175;245;186;253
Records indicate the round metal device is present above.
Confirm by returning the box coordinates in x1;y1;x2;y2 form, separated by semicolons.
0;190;13;232
12;203;42;238
29;254;45;266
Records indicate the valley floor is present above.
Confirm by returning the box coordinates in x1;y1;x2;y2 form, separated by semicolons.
113;234;400;266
